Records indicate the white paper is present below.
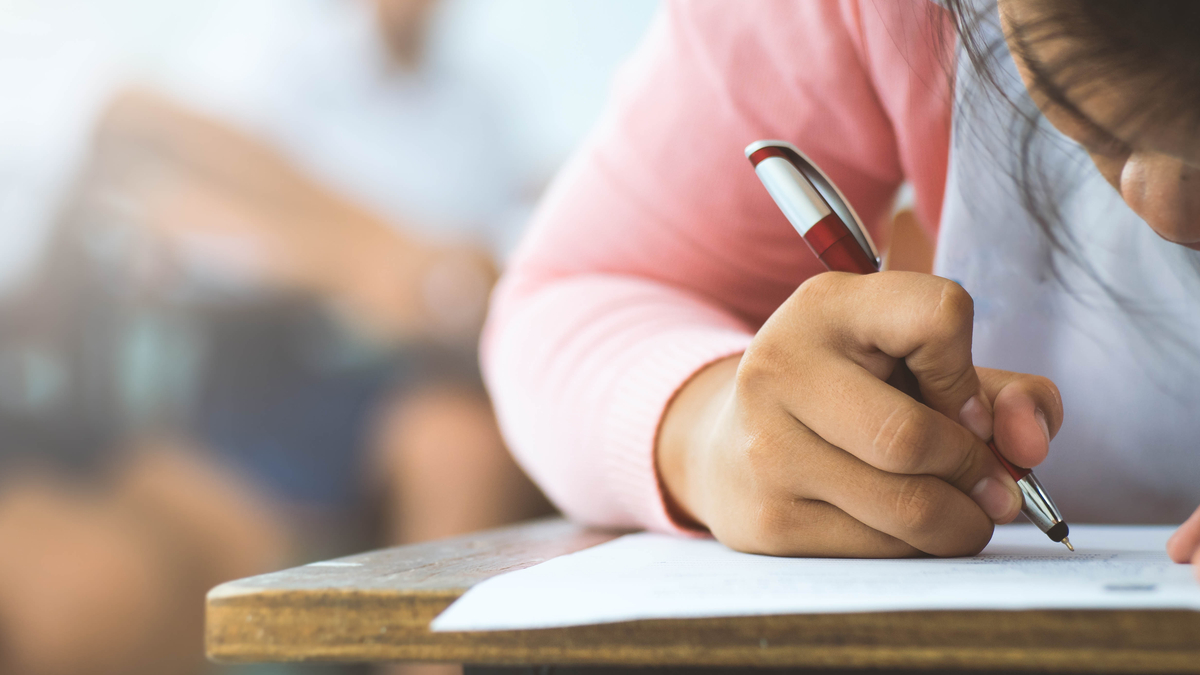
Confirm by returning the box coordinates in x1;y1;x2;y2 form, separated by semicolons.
431;524;1200;631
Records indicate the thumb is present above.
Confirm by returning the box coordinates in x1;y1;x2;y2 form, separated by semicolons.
977;367;1062;468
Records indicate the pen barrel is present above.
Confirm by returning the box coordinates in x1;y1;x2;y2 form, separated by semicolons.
804;213;879;275
986;439;1031;481
1016;472;1070;542
987;441;1067;541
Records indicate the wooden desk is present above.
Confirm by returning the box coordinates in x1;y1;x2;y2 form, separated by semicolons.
207;517;1200;673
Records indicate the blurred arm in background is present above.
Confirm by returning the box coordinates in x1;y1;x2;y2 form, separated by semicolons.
89;87;498;344
78;80;549;542
0;84;544;675
0;2;555;674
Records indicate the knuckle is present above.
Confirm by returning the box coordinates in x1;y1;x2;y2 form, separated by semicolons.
789;272;852;320
794;271;840;303
729;497;799;556
946;435;985;483
739;335;821;399
732;427;796;497
741;329;810;394
734;350;775;395
894;477;943;536
738;434;778;482
742;425;815;495
740;331;794;374
917;359;978;398
1029;375;1064;419
873;405;933;472
928;280;975;341
754;500;798;546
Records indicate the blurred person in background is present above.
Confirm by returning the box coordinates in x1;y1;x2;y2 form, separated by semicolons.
0;0;656;673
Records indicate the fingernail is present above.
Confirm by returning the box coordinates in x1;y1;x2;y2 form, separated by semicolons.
959;395;993;440
971;476;1019;521
1035;408;1050;445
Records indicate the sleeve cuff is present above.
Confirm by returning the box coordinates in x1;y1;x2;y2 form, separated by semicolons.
602;329;752;536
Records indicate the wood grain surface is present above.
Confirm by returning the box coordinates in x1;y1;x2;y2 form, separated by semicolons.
206;517;1200;672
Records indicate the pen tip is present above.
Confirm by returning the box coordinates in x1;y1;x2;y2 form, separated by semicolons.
1062;537;1074;552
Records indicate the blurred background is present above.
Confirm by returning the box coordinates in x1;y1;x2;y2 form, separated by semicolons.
0;1;658;674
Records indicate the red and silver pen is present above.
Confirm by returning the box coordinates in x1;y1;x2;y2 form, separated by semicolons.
746;139;1073;552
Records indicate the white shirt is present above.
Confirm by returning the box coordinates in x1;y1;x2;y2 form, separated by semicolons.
937;4;1200;523
169;0;527;258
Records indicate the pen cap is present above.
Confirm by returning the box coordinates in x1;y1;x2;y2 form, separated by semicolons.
746;140;880;270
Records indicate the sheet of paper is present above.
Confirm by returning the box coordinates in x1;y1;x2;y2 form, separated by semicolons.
431;524;1200;631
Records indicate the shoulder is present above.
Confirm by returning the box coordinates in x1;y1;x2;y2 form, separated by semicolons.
659;0;953;231
662;0;949;67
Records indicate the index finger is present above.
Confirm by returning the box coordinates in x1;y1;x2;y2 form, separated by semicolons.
798;272;993;437
795;358;1012;500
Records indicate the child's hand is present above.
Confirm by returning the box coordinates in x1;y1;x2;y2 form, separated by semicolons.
1167;506;1200;582
657;271;1062;557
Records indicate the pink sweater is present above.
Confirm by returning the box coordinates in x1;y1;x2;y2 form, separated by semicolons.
482;0;953;535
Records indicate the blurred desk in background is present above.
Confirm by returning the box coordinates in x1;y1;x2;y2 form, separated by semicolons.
206;517;1200;673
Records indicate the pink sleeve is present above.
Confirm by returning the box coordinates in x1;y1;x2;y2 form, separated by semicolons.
482;0;952;534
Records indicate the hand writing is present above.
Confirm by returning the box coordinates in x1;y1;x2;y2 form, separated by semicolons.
1167;504;1200;582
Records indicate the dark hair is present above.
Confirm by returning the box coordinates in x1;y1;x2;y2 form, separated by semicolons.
937;0;1200;328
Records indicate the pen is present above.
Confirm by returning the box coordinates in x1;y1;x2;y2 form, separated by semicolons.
746;139;1073;552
